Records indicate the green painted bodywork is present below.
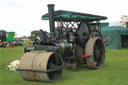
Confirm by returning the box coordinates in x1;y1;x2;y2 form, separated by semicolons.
6;32;15;42
31;32;36;41
31;31;42;41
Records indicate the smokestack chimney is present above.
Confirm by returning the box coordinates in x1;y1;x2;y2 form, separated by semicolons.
47;4;55;33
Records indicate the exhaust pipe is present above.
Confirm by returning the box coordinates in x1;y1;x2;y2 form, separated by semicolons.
47;4;55;33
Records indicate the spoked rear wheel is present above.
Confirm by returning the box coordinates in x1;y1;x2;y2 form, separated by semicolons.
85;37;105;69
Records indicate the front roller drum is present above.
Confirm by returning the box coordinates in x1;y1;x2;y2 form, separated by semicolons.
19;52;63;82
85;37;105;69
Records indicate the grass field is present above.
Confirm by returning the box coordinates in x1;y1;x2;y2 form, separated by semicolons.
0;43;128;85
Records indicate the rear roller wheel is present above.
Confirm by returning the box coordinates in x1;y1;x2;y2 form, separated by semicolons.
19;52;63;82
85;37;105;69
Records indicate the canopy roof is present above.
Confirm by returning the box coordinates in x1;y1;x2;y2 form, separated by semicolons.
42;10;107;22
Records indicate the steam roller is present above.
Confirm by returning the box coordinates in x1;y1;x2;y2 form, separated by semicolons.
18;4;107;82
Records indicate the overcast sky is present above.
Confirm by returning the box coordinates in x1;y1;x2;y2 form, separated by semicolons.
0;0;127;36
